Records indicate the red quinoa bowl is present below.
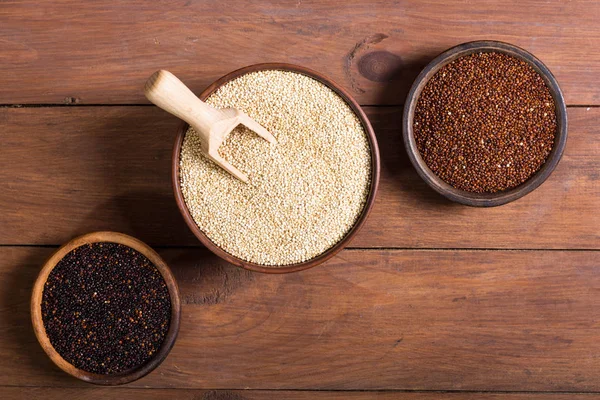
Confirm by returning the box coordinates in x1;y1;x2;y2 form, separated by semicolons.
172;63;380;273
403;41;568;207
31;231;181;385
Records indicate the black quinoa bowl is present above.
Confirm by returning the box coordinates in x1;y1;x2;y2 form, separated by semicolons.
31;231;181;385
403;40;568;207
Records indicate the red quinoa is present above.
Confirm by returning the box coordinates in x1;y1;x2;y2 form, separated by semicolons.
413;52;557;193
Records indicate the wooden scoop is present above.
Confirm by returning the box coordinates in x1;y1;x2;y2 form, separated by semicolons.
145;70;276;182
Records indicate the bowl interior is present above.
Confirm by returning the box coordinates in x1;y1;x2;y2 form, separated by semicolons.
403;40;568;207
31;231;181;385
172;63;380;273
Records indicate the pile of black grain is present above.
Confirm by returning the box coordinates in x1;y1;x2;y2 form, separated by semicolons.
41;242;171;375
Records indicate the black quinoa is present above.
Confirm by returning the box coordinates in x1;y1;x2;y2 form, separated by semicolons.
413;52;557;193
41;242;171;375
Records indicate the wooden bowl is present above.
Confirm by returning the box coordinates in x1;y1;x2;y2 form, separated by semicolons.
403;40;568;207
172;63;380;273
31;231;181;385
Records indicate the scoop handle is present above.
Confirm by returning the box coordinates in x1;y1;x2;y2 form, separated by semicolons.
144;70;217;147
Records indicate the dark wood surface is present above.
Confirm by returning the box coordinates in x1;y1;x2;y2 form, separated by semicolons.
4;388;600;400
1;0;599;398
3;388;600;400
1;0;599;106
1;107;598;249
3;248;600;391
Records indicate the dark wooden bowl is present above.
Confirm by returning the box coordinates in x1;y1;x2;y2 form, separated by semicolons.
172;63;380;273
31;231;181;385
403;40;568;207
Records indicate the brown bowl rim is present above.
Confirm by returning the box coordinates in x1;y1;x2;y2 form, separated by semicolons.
30;231;181;385
172;63;380;273
403;40;568;207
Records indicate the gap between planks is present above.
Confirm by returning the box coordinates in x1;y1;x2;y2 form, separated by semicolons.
0;104;599;108
3;385;600;395
0;244;599;252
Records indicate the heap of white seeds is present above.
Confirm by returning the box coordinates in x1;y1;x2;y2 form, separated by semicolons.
179;70;371;266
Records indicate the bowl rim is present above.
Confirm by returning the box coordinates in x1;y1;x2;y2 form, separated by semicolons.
30;231;181;385
402;40;568;207
172;63;381;273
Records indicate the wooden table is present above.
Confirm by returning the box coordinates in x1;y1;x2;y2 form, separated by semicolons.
1;1;599;398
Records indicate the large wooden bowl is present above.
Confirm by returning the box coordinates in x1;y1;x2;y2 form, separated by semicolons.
403;41;568;207
31;231;181;385
172;63;380;273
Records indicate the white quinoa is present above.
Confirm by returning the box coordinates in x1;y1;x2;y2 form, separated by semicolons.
179;70;371;266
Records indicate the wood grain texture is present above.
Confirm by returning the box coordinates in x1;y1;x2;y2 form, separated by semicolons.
2;247;600;390
3;388;600;400
1;0;599;105
0;107;598;248
2;1;599;397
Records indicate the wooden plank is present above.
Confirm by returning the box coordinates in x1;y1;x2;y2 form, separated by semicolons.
0;0;599;105
360;106;600;249
2;247;600;390
0;107;598;249
2;388;600;400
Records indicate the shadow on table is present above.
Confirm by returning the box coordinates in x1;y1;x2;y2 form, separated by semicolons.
163;249;256;306
368;51;458;209
69;107;195;246
61;189;195;248
2;248;75;383
82;112;257;299
90;191;193;247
